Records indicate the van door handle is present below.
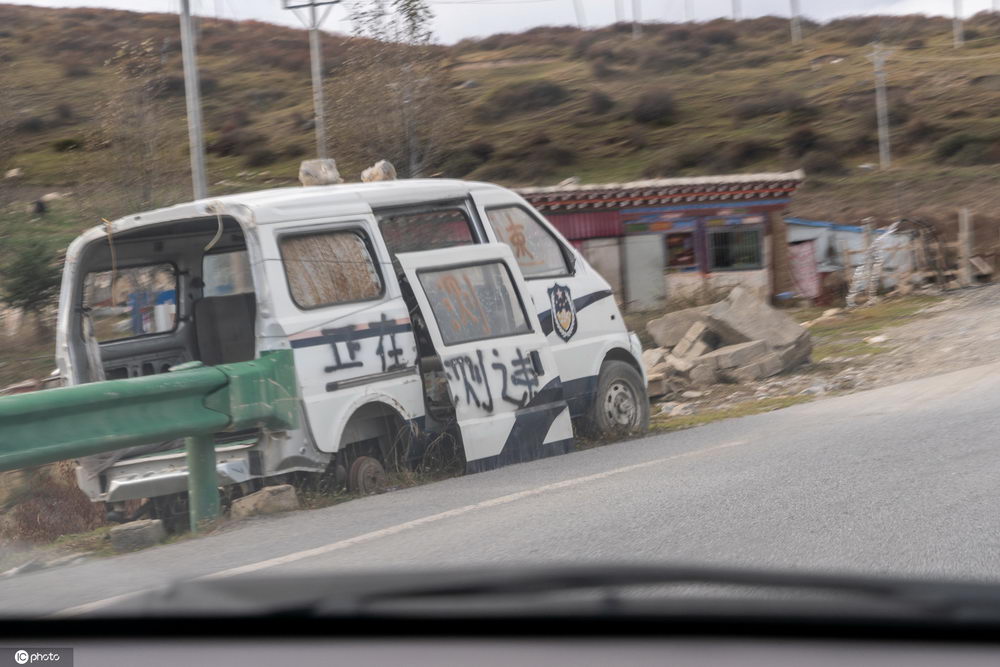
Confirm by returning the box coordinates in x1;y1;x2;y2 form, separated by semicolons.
529;350;544;376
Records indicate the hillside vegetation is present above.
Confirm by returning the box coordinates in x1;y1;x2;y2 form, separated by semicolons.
3;6;1000;249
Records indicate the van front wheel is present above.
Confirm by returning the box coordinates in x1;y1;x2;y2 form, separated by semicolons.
581;361;649;439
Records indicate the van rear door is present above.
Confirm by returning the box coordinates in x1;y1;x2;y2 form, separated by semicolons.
397;244;574;473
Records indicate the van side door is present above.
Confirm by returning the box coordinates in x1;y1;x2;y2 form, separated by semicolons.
470;189;625;418
397;244;574;473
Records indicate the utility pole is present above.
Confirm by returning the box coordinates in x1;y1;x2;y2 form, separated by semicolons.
614;0;624;22
282;1;340;159
684;0;692;22
953;0;964;48
572;0;586;27
790;0;802;44
178;0;207;200
632;0;642;39
732;0;741;20
869;44;892;171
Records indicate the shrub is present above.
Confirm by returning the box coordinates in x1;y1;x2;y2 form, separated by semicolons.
54;103;74;122
934;132;1000;165
630;89;678;125
478;80;569;120
62;62;91;77
902;118;940;145
591;60;614;79
801;149;846;175
587;90;615;114
905;38;925;50
15;116;45;133
207;129;265;157
718;139;778;168
51;137;83;152
283;143;307;158
786;126;821;157
467;141;495;162
639;49;699;71
703;28;737;46
245;147;279;168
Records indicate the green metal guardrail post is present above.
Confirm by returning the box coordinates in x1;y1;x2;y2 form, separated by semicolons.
185;433;221;533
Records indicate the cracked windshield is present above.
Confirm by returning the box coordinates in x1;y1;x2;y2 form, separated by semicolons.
3;0;1000;624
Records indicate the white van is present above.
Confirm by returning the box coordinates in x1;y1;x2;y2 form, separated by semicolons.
55;179;648;526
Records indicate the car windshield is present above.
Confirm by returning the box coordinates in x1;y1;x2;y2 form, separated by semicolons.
3;0;1000;632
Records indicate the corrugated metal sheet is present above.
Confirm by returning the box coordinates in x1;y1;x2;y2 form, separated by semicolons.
544;211;622;240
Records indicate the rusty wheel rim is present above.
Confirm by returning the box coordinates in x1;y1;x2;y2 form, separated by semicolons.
348;456;387;495
603;380;638;429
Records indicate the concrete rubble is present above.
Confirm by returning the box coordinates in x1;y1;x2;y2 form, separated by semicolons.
230;484;300;520
644;286;813;400
110;519;166;553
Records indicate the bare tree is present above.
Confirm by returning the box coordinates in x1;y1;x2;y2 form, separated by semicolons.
96;39;172;213
327;0;460;179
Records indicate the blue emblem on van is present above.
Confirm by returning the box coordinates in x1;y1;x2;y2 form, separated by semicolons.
548;283;577;342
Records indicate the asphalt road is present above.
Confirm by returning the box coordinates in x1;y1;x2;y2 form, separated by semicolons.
3;361;1000;616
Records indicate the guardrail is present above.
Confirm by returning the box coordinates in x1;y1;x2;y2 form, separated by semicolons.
0;350;299;532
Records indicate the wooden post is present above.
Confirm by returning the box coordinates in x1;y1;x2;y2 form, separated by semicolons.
958;208;973;286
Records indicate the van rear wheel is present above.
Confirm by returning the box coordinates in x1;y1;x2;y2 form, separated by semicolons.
581;360;649;439
348;455;387;495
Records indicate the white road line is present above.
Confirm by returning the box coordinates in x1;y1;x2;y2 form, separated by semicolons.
54;439;747;617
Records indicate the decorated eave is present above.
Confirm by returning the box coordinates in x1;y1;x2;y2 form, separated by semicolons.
516;170;805;213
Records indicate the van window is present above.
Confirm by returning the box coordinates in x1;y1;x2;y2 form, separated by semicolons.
417;261;531;345
378;209;475;257
82;263;177;342
280;230;383;309
204;250;253;296
486;206;569;279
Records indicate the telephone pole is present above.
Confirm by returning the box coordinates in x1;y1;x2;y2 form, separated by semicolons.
572;0;586;27
953;0;964;48
684;0;692;22
869;44;892;171
282;1;340;159
178;0;207;200
790;0;802;44
732;0;741;20
614;0;624;22
632;0;642;38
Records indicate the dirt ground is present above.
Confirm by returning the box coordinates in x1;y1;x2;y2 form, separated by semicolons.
650;285;1000;419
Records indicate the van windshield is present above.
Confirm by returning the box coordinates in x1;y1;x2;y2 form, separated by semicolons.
378;208;476;257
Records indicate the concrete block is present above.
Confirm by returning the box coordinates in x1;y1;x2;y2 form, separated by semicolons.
695;340;768;370
646;372;667;398
665;354;694;374
646;305;711;349
705;286;809;349
687;362;717;387
110;519;166;553
230;484;300;520
673;321;718;359
642;348;667;371
776;335;813;369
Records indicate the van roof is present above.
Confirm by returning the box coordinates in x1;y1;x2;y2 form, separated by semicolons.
100;179;509;233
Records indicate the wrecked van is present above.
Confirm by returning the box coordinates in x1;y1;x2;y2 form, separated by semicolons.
55;178;648;526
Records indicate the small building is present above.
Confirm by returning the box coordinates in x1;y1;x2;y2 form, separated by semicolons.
786;217;916;303
517;171;805;310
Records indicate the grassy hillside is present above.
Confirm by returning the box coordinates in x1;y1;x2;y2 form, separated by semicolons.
5;6;1000;223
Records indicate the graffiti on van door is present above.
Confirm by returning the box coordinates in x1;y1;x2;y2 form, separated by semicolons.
290;314;413;392
443;346;541;413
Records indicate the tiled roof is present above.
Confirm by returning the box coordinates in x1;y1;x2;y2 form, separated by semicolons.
516;170;805;212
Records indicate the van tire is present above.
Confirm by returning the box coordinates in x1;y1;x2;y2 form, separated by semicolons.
348;455;387;495
580;360;649;439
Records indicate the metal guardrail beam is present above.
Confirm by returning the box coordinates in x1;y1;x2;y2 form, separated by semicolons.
0;350;299;532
